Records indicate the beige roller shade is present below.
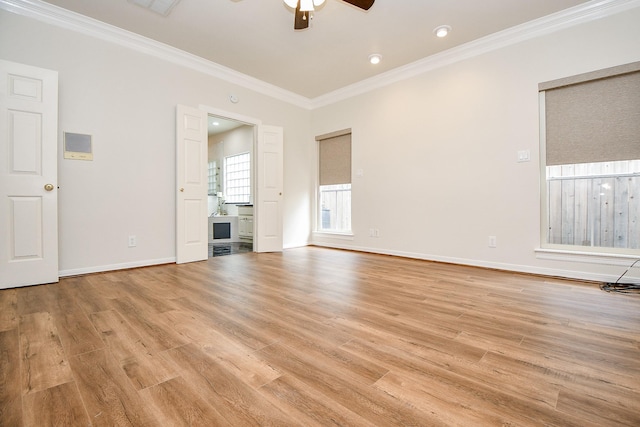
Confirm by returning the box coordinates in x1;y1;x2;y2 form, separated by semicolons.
318;132;351;186
541;62;640;166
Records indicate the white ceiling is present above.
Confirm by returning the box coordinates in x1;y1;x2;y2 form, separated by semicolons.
208;115;244;135
39;0;592;99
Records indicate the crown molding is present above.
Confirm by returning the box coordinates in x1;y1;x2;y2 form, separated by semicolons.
0;0;313;109
2;0;638;110
310;0;640;108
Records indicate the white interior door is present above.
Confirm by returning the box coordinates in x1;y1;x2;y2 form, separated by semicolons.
176;105;208;264
255;125;283;252
0;60;59;289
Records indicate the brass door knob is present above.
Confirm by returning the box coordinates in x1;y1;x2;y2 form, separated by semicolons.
180;188;184;192
44;184;54;191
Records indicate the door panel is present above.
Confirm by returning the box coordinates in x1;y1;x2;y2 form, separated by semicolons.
0;60;58;289
11;197;43;258
255;126;283;252
10;110;42;173
176;105;208;264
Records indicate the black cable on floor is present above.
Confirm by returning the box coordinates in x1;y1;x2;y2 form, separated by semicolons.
600;259;640;294
600;282;640;293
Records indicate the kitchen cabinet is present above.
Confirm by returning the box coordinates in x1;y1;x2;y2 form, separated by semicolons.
238;205;253;241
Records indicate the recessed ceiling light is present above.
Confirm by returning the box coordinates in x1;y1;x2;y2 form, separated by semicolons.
433;25;452;38
368;54;382;65
212;122;219;126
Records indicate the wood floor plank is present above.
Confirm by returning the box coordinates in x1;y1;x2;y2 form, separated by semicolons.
257;341;447;426
17;284;58;316
0;328;22;427
481;349;640;416
342;336;561;411
556;387;640;426
164;343;297;426
109;297;188;353
170;296;277;351
20;312;74;395
22;381;90;427
61;277;115;315
139;376;231;426
90;310;180;390
0;289;18;332
116;278;180;314
383;367;599;427
70;349;158;426
493;338;640;392
46;286;105;356
162;310;282;388
258;374;378;427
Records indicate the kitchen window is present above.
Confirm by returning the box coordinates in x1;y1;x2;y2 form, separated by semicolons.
224;152;251;204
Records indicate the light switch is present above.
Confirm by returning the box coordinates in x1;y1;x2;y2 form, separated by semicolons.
517;150;531;163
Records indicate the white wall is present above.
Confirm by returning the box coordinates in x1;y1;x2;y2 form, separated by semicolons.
0;9;313;275
209;126;254;162
310;6;640;281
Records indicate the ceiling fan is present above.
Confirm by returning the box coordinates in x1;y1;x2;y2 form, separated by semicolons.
283;0;375;30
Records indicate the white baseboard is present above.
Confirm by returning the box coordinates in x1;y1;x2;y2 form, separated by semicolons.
57;240;310;277
309;241;618;283
57;244;622;283
58;257;176;278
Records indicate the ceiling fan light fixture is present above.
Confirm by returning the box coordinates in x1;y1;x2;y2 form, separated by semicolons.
434;25;452;38
284;0;298;8
300;0;315;12
368;54;382;65
313;0;326;6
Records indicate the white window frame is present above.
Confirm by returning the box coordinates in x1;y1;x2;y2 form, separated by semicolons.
318;183;352;234
537;63;640;263
314;130;353;236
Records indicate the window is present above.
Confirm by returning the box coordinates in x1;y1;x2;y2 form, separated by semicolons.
539;62;640;254
316;130;352;233
224;152;250;204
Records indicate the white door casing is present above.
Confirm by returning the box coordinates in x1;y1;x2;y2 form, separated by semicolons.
176;105;208;264
0;60;59;289
255;125;283;253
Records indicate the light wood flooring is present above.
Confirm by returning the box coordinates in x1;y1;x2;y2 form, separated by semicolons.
1;247;639;426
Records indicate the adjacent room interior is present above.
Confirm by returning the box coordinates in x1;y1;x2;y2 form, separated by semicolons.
206;115;255;257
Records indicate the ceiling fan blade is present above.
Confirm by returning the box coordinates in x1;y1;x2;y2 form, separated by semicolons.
341;0;374;10
294;3;309;30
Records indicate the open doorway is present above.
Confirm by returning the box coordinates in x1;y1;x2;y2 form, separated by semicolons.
207;114;255;257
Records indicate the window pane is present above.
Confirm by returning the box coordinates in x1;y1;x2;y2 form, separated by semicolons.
546;160;640;249
224;152;250;204
319;184;351;232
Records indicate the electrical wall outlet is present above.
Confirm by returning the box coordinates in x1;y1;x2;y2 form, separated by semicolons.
488;236;497;248
128;235;137;247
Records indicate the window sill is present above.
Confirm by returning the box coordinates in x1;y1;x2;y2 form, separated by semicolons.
535;248;639;266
